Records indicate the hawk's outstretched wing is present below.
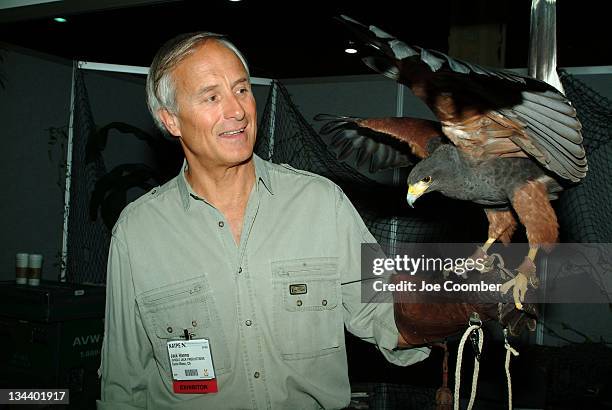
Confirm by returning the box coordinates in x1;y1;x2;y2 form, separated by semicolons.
315;113;443;172
334;15;587;182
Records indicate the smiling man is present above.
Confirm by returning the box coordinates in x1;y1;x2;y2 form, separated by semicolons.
97;32;428;410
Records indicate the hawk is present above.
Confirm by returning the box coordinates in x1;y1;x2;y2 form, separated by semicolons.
317;15;587;316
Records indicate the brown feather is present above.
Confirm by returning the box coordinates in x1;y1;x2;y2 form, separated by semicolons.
358;117;441;158
511;181;559;251
485;209;518;245
439;111;541;162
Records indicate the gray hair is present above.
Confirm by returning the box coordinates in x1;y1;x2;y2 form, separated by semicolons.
146;32;250;132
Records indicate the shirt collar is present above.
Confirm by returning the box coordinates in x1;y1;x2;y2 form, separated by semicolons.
177;153;274;211
253;153;274;195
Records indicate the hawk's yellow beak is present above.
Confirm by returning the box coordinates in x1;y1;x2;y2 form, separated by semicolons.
406;181;430;207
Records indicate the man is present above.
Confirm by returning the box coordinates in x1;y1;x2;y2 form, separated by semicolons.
97;32;428;409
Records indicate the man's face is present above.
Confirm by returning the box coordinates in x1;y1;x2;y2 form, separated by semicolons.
161;40;257;168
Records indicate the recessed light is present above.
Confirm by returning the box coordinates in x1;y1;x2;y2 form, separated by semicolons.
53;17;67;23
344;47;357;54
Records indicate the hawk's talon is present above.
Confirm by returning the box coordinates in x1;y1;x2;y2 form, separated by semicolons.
500;272;530;310
499;256;539;308
469;246;495;273
479;254;496;273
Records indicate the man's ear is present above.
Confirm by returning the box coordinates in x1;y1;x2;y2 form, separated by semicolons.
158;108;181;137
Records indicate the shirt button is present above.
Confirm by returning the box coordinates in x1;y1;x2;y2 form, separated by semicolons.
218;221;224;228
296;300;303;307
192;320;197;327
167;327;173;333
245;319;252;326
322;299;327;306
254;371;260;379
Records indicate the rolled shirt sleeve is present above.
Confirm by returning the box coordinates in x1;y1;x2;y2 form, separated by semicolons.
333;185;430;366
97;225;152;410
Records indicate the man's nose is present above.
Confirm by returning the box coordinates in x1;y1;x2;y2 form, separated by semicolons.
223;94;245;121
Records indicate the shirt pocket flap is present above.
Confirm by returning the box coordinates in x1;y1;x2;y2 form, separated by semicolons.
138;279;210;339
136;275;232;375
272;257;340;312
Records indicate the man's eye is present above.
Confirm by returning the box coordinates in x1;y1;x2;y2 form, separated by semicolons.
237;87;249;94
206;95;218;102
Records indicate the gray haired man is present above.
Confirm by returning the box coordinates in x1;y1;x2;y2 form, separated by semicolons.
97;32;427;410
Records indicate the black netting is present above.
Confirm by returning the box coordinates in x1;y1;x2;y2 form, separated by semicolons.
64;71;610;284
255;78;611;246
255;81;487;247
65;69;110;284
557;70;612;242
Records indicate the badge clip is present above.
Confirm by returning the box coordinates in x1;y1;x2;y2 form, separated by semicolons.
183;329;192;340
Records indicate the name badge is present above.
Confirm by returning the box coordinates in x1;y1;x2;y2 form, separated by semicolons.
167;338;218;394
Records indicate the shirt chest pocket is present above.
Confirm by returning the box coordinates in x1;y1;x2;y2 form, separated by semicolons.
271;257;344;360
136;275;232;377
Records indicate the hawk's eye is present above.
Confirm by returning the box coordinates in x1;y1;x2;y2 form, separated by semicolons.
422;176;432;183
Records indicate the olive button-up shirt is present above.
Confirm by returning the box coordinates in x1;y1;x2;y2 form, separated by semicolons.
97;155;429;410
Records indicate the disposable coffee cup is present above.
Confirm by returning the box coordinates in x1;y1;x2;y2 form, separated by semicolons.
28;254;43;286
16;253;29;285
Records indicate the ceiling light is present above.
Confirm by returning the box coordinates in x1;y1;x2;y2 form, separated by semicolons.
344;41;358;54
53;17;67;23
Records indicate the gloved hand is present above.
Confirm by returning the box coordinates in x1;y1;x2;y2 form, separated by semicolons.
391;272;538;346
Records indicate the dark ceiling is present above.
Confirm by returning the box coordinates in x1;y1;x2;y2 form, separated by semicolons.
1;0;610;79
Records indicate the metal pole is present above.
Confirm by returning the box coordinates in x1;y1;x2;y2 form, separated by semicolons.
389;83;405;255
59;61;77;281
529;0;561;343
267;81;278;160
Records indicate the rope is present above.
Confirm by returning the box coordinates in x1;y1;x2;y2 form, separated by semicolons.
454;323;484;410
504;334;520;410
